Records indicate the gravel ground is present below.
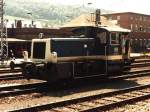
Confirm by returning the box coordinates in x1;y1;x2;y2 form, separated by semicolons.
0;75;149;111
0;79;43;86
0;72;21;76
0;93;43;105
108;99;150;112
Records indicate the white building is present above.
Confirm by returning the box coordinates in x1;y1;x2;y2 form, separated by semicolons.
5;16;43;28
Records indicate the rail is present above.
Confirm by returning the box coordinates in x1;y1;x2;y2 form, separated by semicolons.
10;84;150;112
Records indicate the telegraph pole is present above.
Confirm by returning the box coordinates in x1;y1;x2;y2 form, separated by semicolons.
0;0;8;63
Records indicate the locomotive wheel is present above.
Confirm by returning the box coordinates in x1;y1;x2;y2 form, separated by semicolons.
22;64;30;80
22;64;36;80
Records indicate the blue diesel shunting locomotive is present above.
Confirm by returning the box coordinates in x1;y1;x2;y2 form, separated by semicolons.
22;26;131;82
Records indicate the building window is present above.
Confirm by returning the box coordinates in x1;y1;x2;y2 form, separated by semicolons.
148;27;150;32
135;24;138;31
110;32;119;45
139;25;142;31
147;27;149;32
130;39;133;45
130;16;133;20
130;24;133;30
117;16;120;20
97;32;107;44
109;16;112;20
143;28;145;32
140;16;142;21
140;39;142;47
136;17;138;21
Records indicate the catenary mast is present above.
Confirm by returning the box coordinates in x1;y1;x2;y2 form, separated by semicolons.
0;0;8;62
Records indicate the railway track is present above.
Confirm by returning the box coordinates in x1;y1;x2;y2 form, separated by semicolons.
0;68;149;99
127;62;150;68
121;56;150;79
0;74;25;81
0;74;24;81
0;70;149;98
0;67;23;81
0;57;149;111
110;70;150;80
124;67;150;75
10;84;150;112
0;69;149;82
0;68;21;74
0;70;21;81
0;62;149;96
124;56;150;73
117;56;150;78
0;69;23;81
0;82;48;98
125;56;150;68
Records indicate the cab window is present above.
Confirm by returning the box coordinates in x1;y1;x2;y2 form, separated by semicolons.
96;31;107;44
110;32;119;45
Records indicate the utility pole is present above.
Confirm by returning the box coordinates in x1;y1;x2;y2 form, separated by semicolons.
27;12;34;27
0;0;8;63
95;9;101;26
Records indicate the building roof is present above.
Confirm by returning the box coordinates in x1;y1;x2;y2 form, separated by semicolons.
0;38;30;42
63;14;130;32
102;12;150;17
63;14;117;27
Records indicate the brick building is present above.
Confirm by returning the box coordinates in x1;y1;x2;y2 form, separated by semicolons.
103;12;150;32
103;12;150;37
103;12;150;53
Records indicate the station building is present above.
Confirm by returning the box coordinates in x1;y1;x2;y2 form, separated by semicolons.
6;20;73;58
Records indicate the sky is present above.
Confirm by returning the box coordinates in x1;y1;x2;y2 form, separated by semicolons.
40;0;150;14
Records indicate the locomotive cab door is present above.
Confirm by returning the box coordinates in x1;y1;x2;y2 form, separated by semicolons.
109;32;122;55
125;39;130;59
106;32;124;73
122;34;130;59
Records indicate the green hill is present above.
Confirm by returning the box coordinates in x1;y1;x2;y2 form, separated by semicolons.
4;0;113;26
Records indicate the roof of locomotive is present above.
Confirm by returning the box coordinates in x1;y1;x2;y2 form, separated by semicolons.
100;26;130;32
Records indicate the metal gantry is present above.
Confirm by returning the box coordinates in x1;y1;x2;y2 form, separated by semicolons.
0;0;8;62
